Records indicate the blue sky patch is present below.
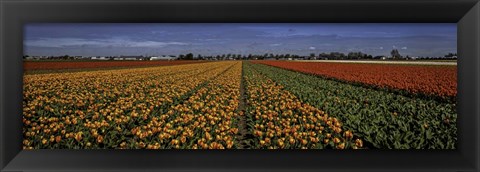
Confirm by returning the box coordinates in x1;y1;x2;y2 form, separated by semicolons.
24;23;456;57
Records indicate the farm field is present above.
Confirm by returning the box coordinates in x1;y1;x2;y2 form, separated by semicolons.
255;61;457;98
23;61;242;149
23;60;456;149
243;63;363;149
24;60;205;73
245;62;456;149
293;60;457;66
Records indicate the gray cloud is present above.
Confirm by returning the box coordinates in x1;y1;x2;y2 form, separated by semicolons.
25;37;188;48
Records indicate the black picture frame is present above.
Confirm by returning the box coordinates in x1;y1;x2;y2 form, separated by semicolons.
1;0;479;172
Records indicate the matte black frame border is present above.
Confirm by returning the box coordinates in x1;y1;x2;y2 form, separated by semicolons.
0;0;479;172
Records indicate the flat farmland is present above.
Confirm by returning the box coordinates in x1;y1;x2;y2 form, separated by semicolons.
294;60;457;66
23;61;243;149
246;61;456;149
24;60;205;73
23;60;457;149
255;60;457;98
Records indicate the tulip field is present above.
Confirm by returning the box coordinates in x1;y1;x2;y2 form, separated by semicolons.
254;61;457;98
243;63;363;149
246;61;456;149
23;60;456;149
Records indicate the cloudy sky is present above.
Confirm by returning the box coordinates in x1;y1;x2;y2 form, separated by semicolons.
24;23;456;57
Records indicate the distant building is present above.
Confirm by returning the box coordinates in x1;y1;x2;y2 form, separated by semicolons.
113;56;148;60
150;55;177;60
28;56;48;60
91;56;109;60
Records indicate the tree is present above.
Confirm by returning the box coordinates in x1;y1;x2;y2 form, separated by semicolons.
390;49;401;59
347;52;355;59
319;53;328;58
285;54;291;59
185;53;194;60
330;52;345;60
263;53;268;59
445;53;457;58
347;52;365;60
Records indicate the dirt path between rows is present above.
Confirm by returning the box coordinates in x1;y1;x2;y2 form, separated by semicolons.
236;61;249;149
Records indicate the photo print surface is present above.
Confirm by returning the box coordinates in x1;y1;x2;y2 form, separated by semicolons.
23;23;457;149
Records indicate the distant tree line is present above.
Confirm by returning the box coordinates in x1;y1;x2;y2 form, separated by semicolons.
23;55;79;60
175;50;456;61
444;53;457;58
24;50;458;61
176;52;373;60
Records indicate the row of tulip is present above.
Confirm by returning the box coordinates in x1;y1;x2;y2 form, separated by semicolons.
243;62;363;149
247;62;457;149
23;62;235;149
254;61;457;99
128;61;242;149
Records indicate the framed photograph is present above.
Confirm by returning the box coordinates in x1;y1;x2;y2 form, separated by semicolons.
1;0;479;172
